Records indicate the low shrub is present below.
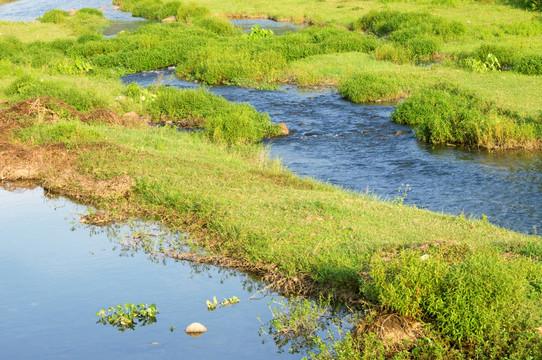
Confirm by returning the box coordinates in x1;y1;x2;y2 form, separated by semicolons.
391;83;542;149
77;33;103;44
509;0;542;11
339;73;404;103
373;42;412;64
405;36;440;58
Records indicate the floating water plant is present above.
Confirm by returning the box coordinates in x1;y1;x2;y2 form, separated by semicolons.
96;303;157;332
206;296;240;310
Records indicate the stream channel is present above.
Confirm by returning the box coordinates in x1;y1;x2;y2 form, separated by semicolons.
125;69;542;235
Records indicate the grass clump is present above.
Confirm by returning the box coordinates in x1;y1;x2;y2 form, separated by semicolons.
391;83;542;149
353;10;464;62
17;120;104;149
5;75;108;111
38;9;69;24
194;16;240;36
176;1;211;22
76;8;105;17
353;10;466;41
143;86;279;144
364;247;542;358
513;54;542;75
338;73;405;103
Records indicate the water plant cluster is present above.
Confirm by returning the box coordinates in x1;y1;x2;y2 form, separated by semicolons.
0;0;541;358
96;303;158;332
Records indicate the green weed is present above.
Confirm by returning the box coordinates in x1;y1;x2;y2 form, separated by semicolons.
96;303;158;332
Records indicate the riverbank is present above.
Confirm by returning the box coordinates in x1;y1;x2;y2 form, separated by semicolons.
0;3;541;359
1;94;541;358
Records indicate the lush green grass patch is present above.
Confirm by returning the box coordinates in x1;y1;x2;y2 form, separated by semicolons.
391;83;542;149
140;85;279;143
338;72;407;103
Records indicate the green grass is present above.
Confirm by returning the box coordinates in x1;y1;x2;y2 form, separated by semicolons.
9;109;541;357
0;1;541;356
391;83;542;149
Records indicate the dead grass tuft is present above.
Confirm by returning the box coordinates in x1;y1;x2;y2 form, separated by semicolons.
354;309;424;351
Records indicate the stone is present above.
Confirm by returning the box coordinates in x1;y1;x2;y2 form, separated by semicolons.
113;6;120;10
395;130;409;135
185;322;207;337
68;9;76;16
162;16;176;23
277;122;289;136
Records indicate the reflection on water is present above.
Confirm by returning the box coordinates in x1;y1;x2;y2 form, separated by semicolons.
230;19;304;35
123;69;542;234
0;184;314;359
0;0;148;37
103;19;150;37
0;0;143;21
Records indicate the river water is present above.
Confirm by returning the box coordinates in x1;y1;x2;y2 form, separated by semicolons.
0;185;322;359
123;69;542;235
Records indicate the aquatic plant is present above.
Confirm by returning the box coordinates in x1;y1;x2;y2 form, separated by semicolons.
220;296;240;306
467;53;501;72
206;295;239;310
245;24;275;39
206;296;218;310
96;303;158;332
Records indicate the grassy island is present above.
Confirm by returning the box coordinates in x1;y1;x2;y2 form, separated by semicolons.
0;0;541;358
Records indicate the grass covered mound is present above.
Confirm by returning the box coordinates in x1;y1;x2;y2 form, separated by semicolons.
391;83;542;150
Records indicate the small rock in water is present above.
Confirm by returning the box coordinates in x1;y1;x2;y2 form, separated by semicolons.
149;342;159;345
299;123;308;126
113;6;120;10
277;123;290;136
395;130;409;135
185;322;207;337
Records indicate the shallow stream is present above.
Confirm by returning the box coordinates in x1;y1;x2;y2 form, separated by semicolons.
124;69;542;234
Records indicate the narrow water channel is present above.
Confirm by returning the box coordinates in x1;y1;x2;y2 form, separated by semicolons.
123;69;542;235
0;184;320;359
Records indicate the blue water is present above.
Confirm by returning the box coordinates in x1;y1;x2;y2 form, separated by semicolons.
0;185;307;359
